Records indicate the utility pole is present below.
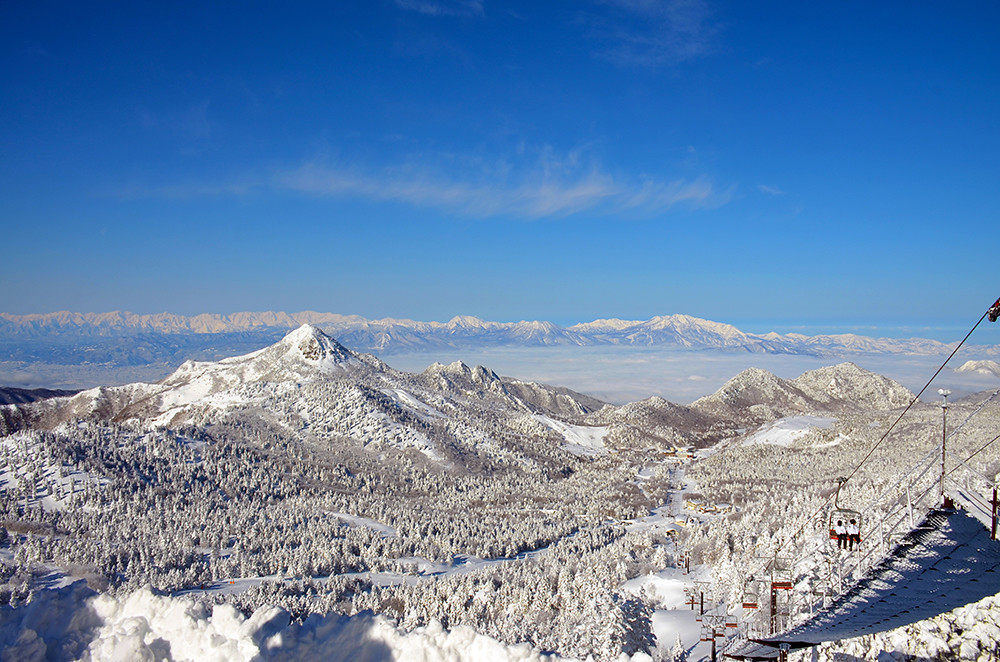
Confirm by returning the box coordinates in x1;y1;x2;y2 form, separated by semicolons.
938;389;951;503
991;483;999;540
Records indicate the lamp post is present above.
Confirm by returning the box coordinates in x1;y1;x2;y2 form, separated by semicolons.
938;389;951;503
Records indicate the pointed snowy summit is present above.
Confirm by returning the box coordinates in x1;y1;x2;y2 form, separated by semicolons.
276;324;354;365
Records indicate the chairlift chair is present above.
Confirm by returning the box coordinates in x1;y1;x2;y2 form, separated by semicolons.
827;477;863;543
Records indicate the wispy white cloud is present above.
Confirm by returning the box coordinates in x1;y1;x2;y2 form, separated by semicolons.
623;175;731;210
111;146;732;218
758;184;785;196
589;0;720;67
277;149;730;218
395;0;484;17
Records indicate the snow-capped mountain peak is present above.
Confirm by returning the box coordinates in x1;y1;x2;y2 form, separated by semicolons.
163;324;358;387
275;324;354;366
956;359;1000;377
12;326;370;430
446;315;492;330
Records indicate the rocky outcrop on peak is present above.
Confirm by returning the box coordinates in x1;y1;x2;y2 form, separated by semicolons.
503;380;607;419
416;361;605;419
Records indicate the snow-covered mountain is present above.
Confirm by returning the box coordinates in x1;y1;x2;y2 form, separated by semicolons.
2;325;608;465
689;362;913;425
1;328;921;457
956;359;1000;377
0;310;971;357
569;314;783;352
578;362;916;449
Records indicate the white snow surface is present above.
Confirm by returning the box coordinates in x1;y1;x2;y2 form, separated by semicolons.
381;388;447;419
741;415;836;447
621;568;690;610
532;414;609;456
620;565;722;661
0;583;656;662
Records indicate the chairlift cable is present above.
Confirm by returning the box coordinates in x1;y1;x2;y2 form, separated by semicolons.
728;298;998;622
946;430;1000;476
839;305;991;488
771;300;994;557
943;386;1000;443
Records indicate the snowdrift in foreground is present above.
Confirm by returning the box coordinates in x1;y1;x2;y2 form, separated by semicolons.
0;582;654;662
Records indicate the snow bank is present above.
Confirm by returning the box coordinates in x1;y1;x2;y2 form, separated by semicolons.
620;572;689;610
0;582;656;661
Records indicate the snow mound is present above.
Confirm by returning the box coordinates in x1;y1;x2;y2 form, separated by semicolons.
1;583;614;662
620;569;690;610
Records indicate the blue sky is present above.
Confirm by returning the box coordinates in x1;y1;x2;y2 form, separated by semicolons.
2;1;999;332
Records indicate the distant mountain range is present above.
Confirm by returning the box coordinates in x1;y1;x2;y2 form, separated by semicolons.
0;310;979;358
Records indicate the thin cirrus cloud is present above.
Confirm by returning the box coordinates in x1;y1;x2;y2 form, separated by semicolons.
112;149;732;218
394;0;485;17
758;184;786;196
590;0;719;67
276;159;730;219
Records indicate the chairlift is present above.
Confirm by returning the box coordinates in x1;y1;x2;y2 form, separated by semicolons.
828;476;863;545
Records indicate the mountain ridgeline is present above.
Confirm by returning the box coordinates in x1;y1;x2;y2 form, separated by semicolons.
1;325;915;453
0;311;967;364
